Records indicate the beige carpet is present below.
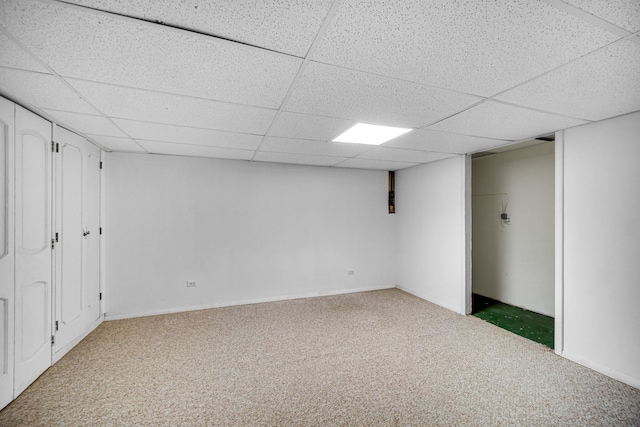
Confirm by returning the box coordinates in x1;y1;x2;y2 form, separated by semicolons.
1;289;638;426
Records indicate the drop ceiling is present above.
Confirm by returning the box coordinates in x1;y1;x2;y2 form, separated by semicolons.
0;0;638;171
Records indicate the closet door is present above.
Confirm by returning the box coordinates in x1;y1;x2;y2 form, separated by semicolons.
53;127;102;353
0;98;15;409
84;142;101;323
14;106;52;396
54;128;85;351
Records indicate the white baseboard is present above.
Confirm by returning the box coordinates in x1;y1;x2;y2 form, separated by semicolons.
52;315;104;364
560;351;640;389
395;285;463;314
105;285;394;321
560;350;640;390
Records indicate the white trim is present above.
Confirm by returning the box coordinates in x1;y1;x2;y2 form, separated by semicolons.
52;315;104;364
105;285;394;321
396;285;462;314
561;350;640;390
99;151;106;316
554;131;564;355
462;154;472;315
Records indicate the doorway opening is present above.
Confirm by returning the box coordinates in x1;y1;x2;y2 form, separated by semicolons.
470;137;555;348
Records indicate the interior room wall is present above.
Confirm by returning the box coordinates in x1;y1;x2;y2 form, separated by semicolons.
394;155;468;314
560;111;640;388
104;152;395;319
472;143;555;316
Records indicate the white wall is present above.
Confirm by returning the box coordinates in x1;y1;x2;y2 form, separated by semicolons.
105;153;395;318
560;111;640;388
395;155;469;314
472;143;555;316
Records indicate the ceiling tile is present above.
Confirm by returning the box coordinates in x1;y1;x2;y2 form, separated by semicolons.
0;31;47;72
335;158;418;171
253;151;345;167
313;0;618;97
114;119;263;150
259;137;371;157
43;109;126;137
561;0;640;32
357;147;454;163
138;140;254;161
61;0;334;57
68;79;276;135
86;135;147;152
495;39;640;122
384;129;509;154
268;112;354;141
285;62;481;128
0;68;97;114
429;101;588;141
1;0;302;108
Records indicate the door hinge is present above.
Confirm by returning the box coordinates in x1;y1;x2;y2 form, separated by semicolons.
99;292;103;301
51;335;55;345
99;227;102;235
51;141;55;152
100;161;103;169
56;143;59;152
55;320;59;331
55;232;59;242
51;238;55;250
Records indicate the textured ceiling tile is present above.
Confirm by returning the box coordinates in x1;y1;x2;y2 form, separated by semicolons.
0;31;47;72
86;135;147;152
43;109;126;137
0;68;97;114
68;79;276;134
138;140;254;160
429;101;588;140
561;0;640;32
313;0;619;97
268;112;354;141
259;137;371;157
114;119;263;150
357;147;454;163
253;151;346;167
61;0;334;57
285;62;481;128
1;0;302;108
384;129;509;154
495;39;640;121
335;158;418;171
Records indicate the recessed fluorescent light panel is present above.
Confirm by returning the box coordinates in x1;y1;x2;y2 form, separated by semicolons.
333;123;412;145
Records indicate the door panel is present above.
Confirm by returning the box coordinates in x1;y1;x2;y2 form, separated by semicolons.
21;282;48;360
84;145;101;323
14;106;52;396
54;127;102;352
60;143;83;326
0;97;15;410
20;134;48;253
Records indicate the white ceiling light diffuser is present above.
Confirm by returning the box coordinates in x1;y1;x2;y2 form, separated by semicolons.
333;123;412;145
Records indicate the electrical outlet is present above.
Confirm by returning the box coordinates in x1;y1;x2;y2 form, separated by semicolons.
347;269;355;276
186;281;197;287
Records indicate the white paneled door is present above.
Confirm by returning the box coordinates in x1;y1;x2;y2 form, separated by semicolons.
54;127;101;353
84;141;102;324
14;106;52;396
0;97;15;409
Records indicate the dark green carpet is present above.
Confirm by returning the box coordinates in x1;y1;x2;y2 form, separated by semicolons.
472;294;554;349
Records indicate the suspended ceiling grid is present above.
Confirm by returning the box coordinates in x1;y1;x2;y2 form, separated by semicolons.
0;0;638;170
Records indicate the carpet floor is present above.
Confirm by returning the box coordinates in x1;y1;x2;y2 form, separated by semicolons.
0;289;638;426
